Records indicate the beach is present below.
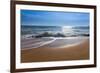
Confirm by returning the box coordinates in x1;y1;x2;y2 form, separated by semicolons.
21;10;90;63
21;37;89;63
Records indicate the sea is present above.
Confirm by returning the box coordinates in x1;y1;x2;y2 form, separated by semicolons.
21;25;89;39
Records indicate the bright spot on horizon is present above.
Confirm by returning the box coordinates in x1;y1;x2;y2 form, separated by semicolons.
62;26;73;33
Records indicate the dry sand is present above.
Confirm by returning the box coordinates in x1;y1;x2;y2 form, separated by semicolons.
21;37;89;63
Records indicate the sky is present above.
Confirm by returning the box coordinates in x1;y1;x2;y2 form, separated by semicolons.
21;9;89;26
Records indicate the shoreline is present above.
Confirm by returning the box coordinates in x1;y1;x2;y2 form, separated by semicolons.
21;37;89;63
21;36;89;50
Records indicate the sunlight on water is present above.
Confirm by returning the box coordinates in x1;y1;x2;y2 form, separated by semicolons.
21;25;89;38
62;26;73;33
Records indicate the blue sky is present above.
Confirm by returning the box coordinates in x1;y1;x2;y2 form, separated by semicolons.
21;10;89;26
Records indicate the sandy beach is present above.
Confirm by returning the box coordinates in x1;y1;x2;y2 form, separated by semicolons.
21;37;89;63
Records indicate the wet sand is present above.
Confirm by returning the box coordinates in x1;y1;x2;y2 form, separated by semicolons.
21;37;89;63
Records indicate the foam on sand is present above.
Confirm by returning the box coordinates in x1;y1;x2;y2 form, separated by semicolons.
21;37;89;50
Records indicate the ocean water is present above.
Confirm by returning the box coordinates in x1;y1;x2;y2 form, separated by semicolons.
21;25;89;38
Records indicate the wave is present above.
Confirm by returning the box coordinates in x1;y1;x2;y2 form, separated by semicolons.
22;32;89;39
21;25;89;39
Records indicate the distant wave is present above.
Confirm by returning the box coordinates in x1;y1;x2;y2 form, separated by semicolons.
21;25;89;39
21;32;89;39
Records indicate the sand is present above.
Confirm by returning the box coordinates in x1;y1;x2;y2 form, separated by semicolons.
21;37;89;63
